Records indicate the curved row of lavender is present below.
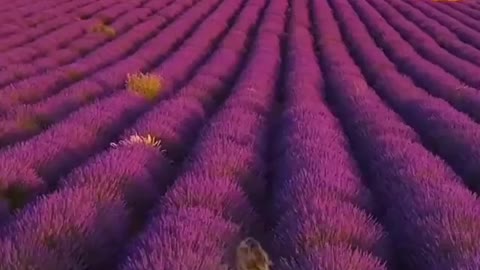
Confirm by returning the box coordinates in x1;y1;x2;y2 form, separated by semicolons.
379;0;480;67
404;0;480;51
265;0;389;269
363;0;480;88
315;0;480;269
425;0;480;34
349;0;480;127
433;2;480;22
343;0;480;196
457;1;480;15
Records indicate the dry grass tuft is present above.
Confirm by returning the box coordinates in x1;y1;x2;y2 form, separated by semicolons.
110;134;162;149
126;73;164;100
236;237;272;270
19;118;41;132
91;22;116;38
65;69;83;81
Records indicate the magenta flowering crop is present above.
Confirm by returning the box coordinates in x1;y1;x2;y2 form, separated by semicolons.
1;0;480;269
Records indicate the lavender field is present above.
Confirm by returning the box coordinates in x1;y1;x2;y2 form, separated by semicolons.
2;0;480;269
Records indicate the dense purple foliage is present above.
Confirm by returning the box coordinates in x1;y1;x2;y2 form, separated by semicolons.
0;0;158;85
314;0;480;269
337;0;480;194
1;0;480;269
0;0;222;213
118;0;285;267
0;0;194;111
349;0;480;125
265;0;388;269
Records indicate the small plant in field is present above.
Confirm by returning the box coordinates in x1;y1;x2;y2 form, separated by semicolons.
110;134;162;149
236;237;272;270
19;118;41;132
91;22;116;38
65;69;83;81
126;73;164;100
18;114;49;131
79;91;95;102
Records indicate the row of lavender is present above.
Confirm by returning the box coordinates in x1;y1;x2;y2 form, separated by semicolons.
360;0;480;123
